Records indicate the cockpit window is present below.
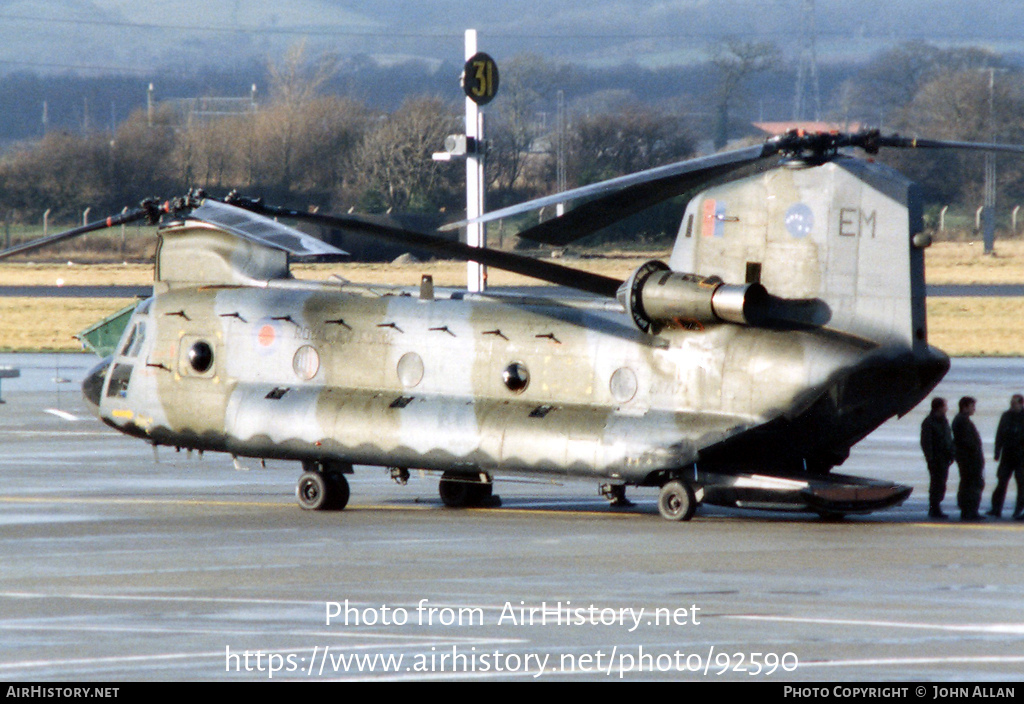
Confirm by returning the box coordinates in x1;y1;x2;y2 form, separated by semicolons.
119;322;147;358
128;322;146;356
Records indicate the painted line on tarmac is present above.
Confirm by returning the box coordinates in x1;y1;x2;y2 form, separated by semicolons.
917;520;1024;531
43;408;81;421
0;495;295;509
0;494;644;518
1;591;550;627
0;622;519;646
799;654;1024;668
4;430;113;436
0;640;525;679
0;648;227;674
728;614;1024;634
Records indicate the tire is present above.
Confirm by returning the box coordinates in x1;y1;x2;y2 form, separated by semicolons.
323;471;350;511
439;474;472;507
297;471;349;511
297;471;329;510
658;479;696;521
439;472;492;508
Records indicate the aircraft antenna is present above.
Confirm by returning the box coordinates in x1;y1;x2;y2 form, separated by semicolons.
793;0;821;121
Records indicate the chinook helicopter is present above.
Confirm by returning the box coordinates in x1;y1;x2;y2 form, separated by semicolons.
4;129;1021;521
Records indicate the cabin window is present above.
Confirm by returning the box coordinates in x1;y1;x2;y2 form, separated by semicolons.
502;362;530;393
397;352;424;388
106;364;133;398
188;341;214;374
293;345;321;381
610;367;638;403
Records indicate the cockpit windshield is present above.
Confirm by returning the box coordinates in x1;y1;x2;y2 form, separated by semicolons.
119;321;147;358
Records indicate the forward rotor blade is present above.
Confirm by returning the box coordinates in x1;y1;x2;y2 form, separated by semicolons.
0;207;154;261
191;199;348;258
227;199;624;297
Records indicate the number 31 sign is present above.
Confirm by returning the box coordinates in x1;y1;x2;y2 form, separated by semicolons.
463;52;499;105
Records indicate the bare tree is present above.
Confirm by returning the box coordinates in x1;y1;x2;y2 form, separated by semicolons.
843;41;1003;128
355;96;461;212
175;112;246;192
565;104;695;186
262;42;340;191
888;68;1024;207
487;55;557;198
711;39;780;150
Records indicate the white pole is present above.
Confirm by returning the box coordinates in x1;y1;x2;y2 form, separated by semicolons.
465;29;486;293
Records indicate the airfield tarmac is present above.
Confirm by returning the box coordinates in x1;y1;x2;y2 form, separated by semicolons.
1;353;1023;682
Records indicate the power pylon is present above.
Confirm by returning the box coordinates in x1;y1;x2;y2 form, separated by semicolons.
793;0;821;121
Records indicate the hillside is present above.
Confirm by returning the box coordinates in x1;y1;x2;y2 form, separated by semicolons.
2;0;1023;77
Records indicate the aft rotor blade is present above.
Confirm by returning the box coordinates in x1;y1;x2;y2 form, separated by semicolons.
229;200;624;298
463;130;1024;245
874;135;1024;154
515;156;772;246
0;207;153;261
440;143;772;237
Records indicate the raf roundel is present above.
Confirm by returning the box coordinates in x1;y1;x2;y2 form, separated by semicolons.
784;202;814;238
254;319;281;356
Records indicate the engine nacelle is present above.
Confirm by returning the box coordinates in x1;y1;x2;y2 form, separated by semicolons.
617;260;771;334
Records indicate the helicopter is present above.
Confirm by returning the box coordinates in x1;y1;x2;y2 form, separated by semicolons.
4;128;1022;521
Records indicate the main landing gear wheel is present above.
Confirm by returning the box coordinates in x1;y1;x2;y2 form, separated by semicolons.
658;479;697;521
296;470;350;511
438;472;499;508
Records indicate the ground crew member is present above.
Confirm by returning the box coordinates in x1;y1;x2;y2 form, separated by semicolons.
920;397;954;519
952;396;985;521
988;394;1024;519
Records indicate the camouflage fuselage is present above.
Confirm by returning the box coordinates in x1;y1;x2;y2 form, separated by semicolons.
88;278;924;485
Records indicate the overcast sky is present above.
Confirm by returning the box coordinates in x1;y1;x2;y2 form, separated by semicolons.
1;0;1022;76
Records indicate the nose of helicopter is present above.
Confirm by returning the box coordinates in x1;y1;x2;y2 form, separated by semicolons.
81;356;111;415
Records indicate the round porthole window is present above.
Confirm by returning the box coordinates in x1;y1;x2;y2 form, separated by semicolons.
188;341;214;373
502;362;530;393
397;352;424;388
293;345;321;381
609;367;638;403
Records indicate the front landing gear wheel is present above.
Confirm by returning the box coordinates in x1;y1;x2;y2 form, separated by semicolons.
658;480;696;521
297;471;350;511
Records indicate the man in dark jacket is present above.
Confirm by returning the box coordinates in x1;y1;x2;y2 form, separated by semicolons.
921;397;954;519
952;396;985;521
988;394;1024;519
